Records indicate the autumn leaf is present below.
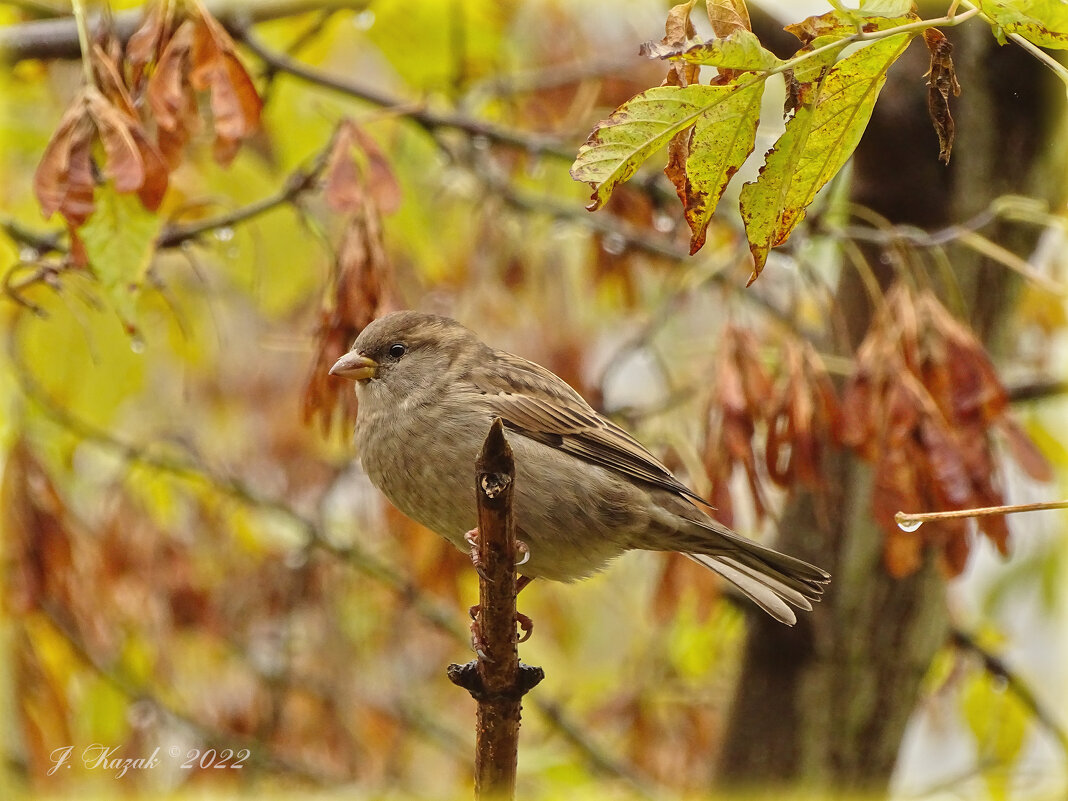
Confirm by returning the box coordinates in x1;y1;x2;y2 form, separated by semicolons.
33;98;97;226
701;326;774;525
641;0;701;88
641;30;781;73
33;87;168;228
147;19;202;168
572;81;763;214
739;32;914;282
706;0;751;37
189;8;263;165
976;0;1068;49
323;119;402;216
923;28;960;164
843;285;1052;578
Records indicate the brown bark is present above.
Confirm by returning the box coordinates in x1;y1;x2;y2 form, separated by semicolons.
447;418;543;800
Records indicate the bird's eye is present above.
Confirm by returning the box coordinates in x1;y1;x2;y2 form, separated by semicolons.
388;343;407;359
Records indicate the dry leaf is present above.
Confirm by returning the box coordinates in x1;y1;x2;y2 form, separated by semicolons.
923;28;960;164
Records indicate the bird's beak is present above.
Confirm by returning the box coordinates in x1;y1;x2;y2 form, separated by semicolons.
329;352;379;382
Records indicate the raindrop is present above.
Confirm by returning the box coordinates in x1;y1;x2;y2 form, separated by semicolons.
214;226;235;242
130;335;145;354
353;9;375;30
653;211;675;233
896;515;923;533
602;232;627;255
19;246;38;262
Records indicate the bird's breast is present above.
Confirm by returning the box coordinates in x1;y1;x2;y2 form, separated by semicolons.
355;392;487;545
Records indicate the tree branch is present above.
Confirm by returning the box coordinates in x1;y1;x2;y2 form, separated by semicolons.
236;29;576;161
0;0;371;62
447;418;543;800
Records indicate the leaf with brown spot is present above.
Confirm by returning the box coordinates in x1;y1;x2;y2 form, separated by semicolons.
923;28;960;164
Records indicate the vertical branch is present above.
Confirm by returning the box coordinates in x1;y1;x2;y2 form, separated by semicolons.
447;417;544;800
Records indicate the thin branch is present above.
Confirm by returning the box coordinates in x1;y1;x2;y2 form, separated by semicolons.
0;216;64;254
895;500;1068;530
157;158;325;249
237;29;577;161
0;0;372;62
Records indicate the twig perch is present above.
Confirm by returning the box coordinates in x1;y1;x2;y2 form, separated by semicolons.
447;417;544;800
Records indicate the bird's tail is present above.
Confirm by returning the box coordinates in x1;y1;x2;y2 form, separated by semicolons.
685;526;830;626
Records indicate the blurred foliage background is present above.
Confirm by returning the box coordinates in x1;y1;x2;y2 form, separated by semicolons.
0;1;1065;799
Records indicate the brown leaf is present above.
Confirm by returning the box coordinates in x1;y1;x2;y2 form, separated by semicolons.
766;342;839;489
148;20;202;167
2;439;74;613
923;28;960;164
641;1;701;88
189;11;262;164
706;0;751;37
91;42;138;120
85;88;145;193
303;207;397;434
33;95;97;225
998;417;1053;482
323;120;402;216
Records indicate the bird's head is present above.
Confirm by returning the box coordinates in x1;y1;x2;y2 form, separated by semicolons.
329;310;481;400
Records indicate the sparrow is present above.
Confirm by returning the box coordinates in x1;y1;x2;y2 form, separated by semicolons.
330;310;829;624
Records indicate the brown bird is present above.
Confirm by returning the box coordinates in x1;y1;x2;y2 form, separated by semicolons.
330;310;829;624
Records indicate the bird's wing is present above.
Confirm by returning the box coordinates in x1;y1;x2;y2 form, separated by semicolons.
466;350;707;504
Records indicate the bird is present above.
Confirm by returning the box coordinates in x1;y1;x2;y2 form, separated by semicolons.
329;310;829;625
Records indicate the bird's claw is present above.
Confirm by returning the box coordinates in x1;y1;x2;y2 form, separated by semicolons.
463;528;492;583
468;603;534;647
516;611;533;643
515;539;530;568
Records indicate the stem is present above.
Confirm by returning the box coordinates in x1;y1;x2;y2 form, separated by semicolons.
69;0;95;87
895;500;1068;528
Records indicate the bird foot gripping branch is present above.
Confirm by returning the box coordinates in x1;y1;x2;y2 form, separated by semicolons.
447;419;544;798
464;528;535;647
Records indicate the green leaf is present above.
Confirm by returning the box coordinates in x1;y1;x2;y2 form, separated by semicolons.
962;667;1031;799
641;29;782;71
571;83;761;211
739;32;914;281
859;0;915;17
668;79;764;253
977;0;1068;49
79;182;161;330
